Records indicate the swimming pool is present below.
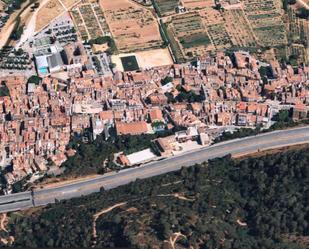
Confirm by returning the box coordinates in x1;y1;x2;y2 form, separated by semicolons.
39;67;49;74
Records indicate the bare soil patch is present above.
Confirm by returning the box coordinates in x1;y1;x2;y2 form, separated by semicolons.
100;0;162;53
35;0;65;32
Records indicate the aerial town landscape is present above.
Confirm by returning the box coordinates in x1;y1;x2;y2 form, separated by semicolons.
0;0;308;248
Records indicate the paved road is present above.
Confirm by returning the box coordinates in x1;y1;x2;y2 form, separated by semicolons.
1;126;309;213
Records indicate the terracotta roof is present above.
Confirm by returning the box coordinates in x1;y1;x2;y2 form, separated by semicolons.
99;110;113;120
149;109;163;122
118;154;130;166
116;121;149;135
294;103;306;111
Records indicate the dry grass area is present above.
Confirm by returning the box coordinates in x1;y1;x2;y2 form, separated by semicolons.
100;0;162;53
92;43;109;53
0;214;8;232
282;234;309;248
135;48;173;68
33;173;100;189
259;47;277;61
18;1;36;29
92;202;127;245
200;7;232;50
61;0;79;9
223;8;258;47
181;0;214;9
242;0;287;47
112;48;173;71
233;143;309;160
35;0;65;32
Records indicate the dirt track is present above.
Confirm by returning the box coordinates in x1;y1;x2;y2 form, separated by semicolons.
0;0;33;48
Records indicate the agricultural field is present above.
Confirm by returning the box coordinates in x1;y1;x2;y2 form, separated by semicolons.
223;8;258;48
286;7;307;48
35;0;65;32
70;9;88;40
181;0;214;9
243;0;287;47
200;8;232;50
303;19;309;63
92;3;110;36
164;12;212;62
288;44;307;65
158;0;294;63
99;0;163;53
79;3;102;38
70;0;109;40
284;6;308;64
206;23;232;50
153;0;178;16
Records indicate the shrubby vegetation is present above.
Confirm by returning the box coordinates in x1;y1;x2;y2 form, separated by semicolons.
5;148;309;248
92;56;102;72
282;0;296;11
215;127;260;143
161;76;173;86
27;75;41;85
88;36;117;55
0;82;10;97
216;110;309;143
175;85;205;103
62;131;176;176
5;0;27;14
296;8;309;19
10;20;24;41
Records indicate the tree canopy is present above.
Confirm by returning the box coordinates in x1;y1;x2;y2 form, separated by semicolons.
4;147;309;248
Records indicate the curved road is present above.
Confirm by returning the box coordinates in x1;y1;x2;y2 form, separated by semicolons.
1;126;309;213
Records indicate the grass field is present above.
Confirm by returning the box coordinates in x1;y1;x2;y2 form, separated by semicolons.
179;32;210;48
120;55;139;71
164;12;211;62
153;0;178;16
112;48;173;71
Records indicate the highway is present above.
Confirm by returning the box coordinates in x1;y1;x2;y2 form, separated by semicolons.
1;126;309;213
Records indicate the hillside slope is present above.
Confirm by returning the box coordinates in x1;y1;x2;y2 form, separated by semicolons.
2;148;309;248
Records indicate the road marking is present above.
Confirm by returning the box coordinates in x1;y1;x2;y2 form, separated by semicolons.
4;127;309;212
34;134;309;201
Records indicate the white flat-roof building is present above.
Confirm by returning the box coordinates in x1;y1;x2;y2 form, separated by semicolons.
126;149;157;165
